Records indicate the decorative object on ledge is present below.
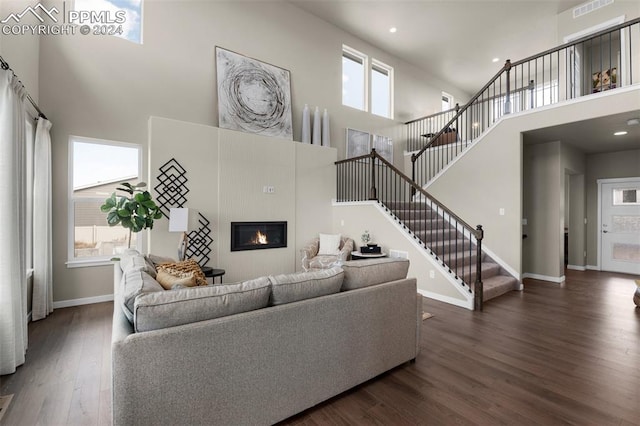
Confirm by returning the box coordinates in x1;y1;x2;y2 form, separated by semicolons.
322;108;330;147
301;104;311;143
154;158;189;218
185;213;213;267
169;208;190;261
312;106;321;145
216;46;293;140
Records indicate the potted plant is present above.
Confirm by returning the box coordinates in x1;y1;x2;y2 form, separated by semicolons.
100;182;163;249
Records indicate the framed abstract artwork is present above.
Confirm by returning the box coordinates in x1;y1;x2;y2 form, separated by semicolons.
216;47;293;140
372;134;393;163
346;128;371;159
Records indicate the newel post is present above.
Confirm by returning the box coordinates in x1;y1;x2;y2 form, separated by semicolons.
474;225;484;311
504;59;512;115
369;148;377;200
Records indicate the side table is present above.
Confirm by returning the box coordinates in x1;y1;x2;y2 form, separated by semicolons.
350;251;387;260
201;266;226;284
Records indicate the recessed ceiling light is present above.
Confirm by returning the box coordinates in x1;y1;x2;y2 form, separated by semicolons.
389;27;397;33
492;57;500;63
614;131;628;136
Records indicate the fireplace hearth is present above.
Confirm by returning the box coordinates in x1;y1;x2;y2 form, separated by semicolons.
231;221;287;251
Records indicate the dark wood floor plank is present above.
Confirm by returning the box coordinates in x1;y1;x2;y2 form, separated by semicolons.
2;270;639;425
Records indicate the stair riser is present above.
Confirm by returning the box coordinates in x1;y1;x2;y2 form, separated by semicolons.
414;228;463;242
429;240;475;255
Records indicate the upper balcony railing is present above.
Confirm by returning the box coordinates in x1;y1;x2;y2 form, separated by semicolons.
407;17;640;187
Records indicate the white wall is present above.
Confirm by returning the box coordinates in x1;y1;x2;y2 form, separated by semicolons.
37;0;467;303
0;0;40;104
149;116;337;283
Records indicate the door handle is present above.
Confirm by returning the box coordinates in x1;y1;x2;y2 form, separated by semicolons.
602;230;608;233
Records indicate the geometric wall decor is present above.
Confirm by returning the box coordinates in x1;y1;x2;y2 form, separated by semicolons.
216;46;293;140
154;158;189;218
185;213;213;267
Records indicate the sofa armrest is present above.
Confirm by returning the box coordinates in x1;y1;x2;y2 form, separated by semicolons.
300;238;320;271
338;238;354;261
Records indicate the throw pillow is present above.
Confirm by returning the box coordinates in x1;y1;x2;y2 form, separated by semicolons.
268;267;344;306
155;269;197;290
120;269;164;323
318;233;341;255
156;259;207;287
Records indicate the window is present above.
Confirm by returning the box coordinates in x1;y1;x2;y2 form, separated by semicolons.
442;92;454;111
371;60;393;118
342;45;394;119
72;0;143;44
342;46;367;111
68;136;142;266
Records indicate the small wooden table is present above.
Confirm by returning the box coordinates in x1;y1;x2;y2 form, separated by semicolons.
350;251;387;260
201;266;226;284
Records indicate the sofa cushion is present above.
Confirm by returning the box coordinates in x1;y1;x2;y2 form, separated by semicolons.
121;270;164;323
133;277;271;332
268;267;344;306
341;258;410;291
156;259;207;287
155;269;197;290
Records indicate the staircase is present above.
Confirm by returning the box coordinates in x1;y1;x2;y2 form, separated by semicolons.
385;200;519;303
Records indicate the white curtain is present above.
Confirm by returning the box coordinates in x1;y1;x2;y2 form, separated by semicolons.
32;118;53;321
0;70;28;375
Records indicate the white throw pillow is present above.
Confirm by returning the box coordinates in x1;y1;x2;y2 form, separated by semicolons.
318;233;341;255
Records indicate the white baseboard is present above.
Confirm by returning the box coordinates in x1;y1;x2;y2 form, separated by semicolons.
53;294;114;309
586;265;600;271
417;289;474;311
567;265;586;271
522;273;565;283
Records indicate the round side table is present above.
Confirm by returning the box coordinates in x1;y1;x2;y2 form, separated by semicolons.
201;266;226;284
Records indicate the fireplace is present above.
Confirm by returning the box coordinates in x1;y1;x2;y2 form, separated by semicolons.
231;221;287;252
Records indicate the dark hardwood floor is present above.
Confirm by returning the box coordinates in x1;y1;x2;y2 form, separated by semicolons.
2;269;639;425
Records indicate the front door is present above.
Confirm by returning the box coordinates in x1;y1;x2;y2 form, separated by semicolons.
600;179;640;274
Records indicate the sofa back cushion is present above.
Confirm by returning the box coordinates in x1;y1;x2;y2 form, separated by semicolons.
341;258;410;291
268;267;344;306
121;270;164;323
133;277;271;332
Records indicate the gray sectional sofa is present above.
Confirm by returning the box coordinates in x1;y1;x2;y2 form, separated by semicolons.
112;250;421;426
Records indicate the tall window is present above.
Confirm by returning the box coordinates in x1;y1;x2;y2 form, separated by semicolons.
342;45;394;119
371;60;393;118
342;46;367;111
73;0;143;44
442;92;454;111
68;136;142;266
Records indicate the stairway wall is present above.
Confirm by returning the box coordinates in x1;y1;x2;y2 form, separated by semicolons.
424;87;640;280
333;202;472;309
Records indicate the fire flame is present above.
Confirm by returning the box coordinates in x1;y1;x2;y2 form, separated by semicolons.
251;230;268;245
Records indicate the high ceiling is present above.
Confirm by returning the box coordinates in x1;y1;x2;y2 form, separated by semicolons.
289;0;640;154
289;0;586;94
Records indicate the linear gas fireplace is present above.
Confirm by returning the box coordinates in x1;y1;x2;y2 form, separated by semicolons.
231;221;287;252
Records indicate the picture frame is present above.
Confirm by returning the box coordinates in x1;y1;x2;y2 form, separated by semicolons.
346;128;371;160
372;134;393;164
216;47;293;140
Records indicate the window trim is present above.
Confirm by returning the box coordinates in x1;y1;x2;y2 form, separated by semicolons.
67;135;144;267
342;44;369;112
371;58;394;119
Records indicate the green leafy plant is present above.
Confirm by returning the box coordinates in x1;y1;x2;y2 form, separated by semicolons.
100;182;163;248
361;230;371;245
